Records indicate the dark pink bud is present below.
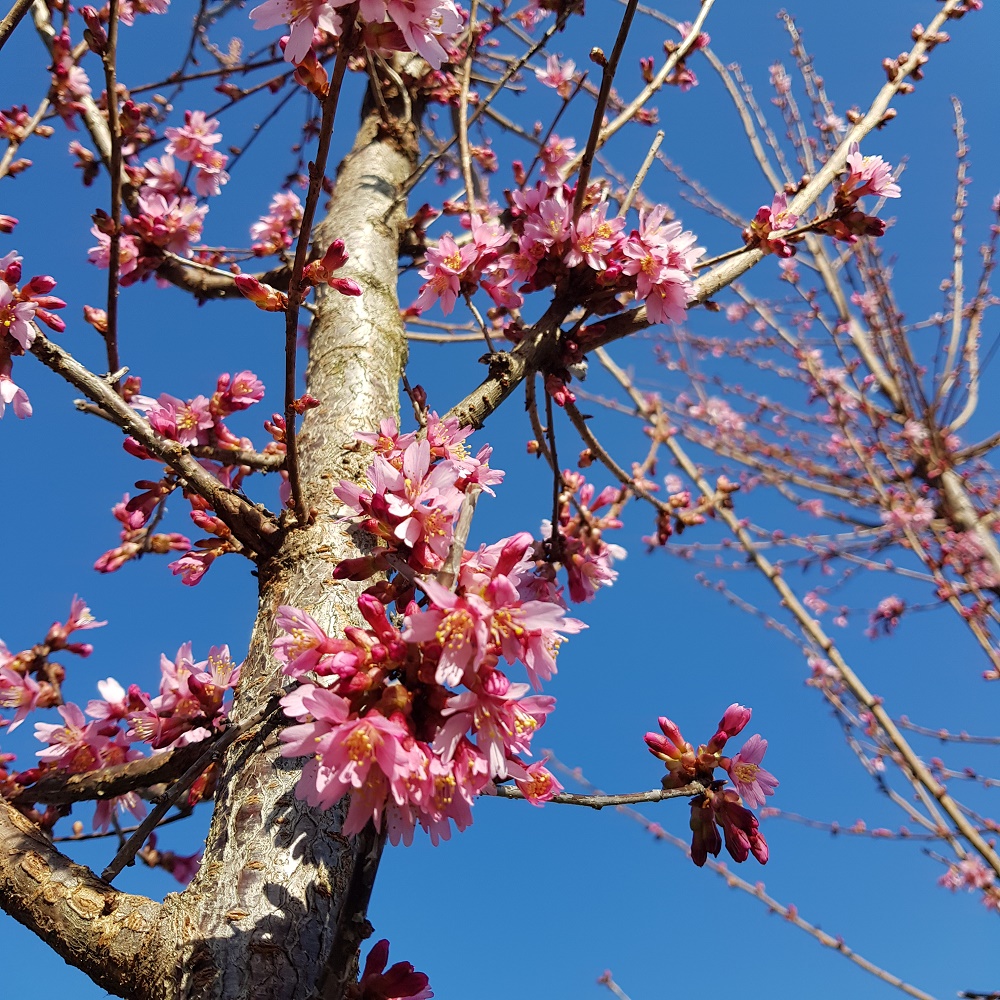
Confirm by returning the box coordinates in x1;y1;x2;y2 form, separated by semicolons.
320;239;348;271
80;7;108;54
34;309;66;333
329;276;362;297
3;259;22;285
645;732;678;761
0;215;17;233
717;703;751;739
657;715;684;747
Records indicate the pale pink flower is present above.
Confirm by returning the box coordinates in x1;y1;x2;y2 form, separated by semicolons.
119;0;170;26
726;733;778;809
0;370;32;419
688;396;745;433
0;666;40;731
384;0;463;69
880;495;934;534
141;154;183;197
535;54;576;97
164;110;222;162
250;0;342;64
87;227;140;276
539;134;575;183
0;282;37;350
844;142;901;200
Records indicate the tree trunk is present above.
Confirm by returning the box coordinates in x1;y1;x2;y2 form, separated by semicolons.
152;103;417;1000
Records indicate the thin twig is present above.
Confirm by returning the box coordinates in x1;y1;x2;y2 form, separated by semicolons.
0;0;33;52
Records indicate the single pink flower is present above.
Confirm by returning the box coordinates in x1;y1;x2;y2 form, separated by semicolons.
726;733;778;809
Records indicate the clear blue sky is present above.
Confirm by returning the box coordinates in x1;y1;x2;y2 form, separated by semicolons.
2;2;999;998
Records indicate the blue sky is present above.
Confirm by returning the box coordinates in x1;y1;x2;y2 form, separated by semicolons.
2;2;999;998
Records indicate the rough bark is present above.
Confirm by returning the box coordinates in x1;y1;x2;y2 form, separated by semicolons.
0;798;162;998
147;104;417;999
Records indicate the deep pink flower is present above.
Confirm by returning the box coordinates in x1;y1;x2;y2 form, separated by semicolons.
358;938;433;1000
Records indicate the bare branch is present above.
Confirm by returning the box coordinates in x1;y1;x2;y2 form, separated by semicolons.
29;332;282;555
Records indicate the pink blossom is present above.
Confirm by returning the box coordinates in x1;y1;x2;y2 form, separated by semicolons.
621;206;701;325
250;0;342;64
726;733;779;809
134;192;207;256
565;203;624;271
141;154;183;197
844;142;901;200
0;665;40;731
382;0;463;70
251;190;303;254
118;0;170;26
273;605;343;678
535;54;576;98
0;282;37;350
145;392;215;447
87;227;141;276
867;595;905;637
164;110;223;163
880;495;934;534
404;577;493;687
539;134;575;183
280;686;415;832
687;396;745;433
512;759;563;805
414;234;477;315
744;192;800;257
0;370;32;419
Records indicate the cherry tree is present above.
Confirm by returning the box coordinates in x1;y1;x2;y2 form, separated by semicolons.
0;1;997;999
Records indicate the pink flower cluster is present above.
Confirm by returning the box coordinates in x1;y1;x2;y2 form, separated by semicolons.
0;597;105;732
93;372;282;584
164;110;230;198
822;141;901;244
1;594;235;869
542;471;627;603
48;26;92;127
744;142;901;258
866;594;905;638
413;185;702;331
250;0;463;69
274;419;628;844
0;251;66;419
645;704;777;866
250;190;304;256
87;111;233;284
743;192;800;258
938;857;999;911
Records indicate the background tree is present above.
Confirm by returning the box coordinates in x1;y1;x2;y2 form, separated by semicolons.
1;2;997;999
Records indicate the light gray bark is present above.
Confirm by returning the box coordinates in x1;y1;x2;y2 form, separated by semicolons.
151;105;417;1000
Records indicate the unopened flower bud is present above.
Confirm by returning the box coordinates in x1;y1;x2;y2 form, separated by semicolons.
80;7;108;55
235;274;287;312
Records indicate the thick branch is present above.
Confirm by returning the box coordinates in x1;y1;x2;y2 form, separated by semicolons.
15;740;209;806
0;798;164;998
